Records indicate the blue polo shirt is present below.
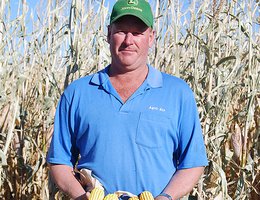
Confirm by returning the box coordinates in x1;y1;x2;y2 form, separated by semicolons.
47;65;208;196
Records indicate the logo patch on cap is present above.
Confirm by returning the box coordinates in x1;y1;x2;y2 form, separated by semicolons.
128;0;138;6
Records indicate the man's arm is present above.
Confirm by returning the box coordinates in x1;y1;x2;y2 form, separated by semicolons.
49;164;89;200
156;167;205;200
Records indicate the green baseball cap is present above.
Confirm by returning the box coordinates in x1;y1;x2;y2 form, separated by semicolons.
110;0;154;28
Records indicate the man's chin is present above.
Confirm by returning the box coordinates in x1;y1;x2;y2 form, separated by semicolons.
117;58;137;67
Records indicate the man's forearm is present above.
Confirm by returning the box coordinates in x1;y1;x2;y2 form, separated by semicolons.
156;167;205;200
49;164;88;200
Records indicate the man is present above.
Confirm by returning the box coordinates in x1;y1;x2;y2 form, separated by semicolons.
47;0;208;200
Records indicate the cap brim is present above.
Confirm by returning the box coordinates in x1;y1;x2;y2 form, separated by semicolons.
110;13;152;27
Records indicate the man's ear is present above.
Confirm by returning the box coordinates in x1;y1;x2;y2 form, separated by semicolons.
149;29;155;48
107;25;111;44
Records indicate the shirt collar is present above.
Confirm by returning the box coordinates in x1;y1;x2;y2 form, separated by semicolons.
90;64;163;88
146;64;163;88
90;66;110;86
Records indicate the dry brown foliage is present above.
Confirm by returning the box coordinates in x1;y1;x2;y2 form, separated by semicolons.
0;0;259;199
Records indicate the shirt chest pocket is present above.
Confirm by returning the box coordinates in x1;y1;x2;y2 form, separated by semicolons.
135;113;170;148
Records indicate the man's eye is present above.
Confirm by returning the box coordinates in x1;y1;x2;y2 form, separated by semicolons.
115;31;143;36
132;32;143;36
117;31;126;35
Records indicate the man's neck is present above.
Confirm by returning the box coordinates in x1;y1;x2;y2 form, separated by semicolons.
108;64;149;102
108;63;148;78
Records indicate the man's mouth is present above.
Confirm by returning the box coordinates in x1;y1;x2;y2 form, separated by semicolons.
120;48;135;53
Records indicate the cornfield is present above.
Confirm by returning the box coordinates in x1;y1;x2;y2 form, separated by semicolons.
0;0;259;199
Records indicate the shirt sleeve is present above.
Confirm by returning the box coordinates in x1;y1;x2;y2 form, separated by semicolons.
46;93;79;167
177;89;208;169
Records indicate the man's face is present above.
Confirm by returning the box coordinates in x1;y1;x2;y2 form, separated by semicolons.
108;15;155;71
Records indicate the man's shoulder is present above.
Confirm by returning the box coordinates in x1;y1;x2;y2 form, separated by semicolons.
147;65;192;93
62;69;104;99
66;66;107;89
160;71;192;91
65;74;93;91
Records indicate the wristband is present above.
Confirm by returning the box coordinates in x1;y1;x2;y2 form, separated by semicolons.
157;192;173;200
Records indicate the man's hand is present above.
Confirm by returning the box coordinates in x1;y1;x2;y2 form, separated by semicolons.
75;192;90;200
75;193;89;200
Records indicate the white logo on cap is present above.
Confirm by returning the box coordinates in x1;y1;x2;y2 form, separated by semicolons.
128;0;138;6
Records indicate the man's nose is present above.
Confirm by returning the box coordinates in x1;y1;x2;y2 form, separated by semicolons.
124;32;134;45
